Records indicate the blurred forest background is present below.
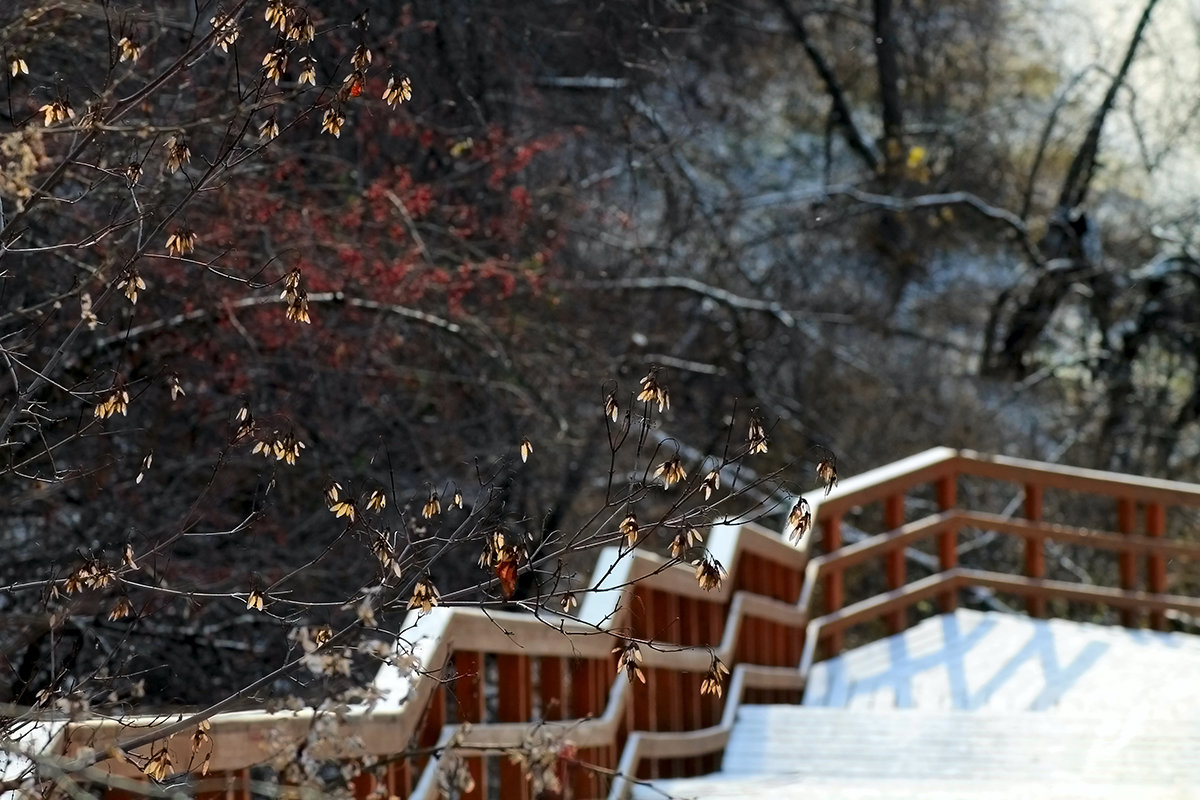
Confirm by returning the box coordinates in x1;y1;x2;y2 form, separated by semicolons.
3;0;1200;711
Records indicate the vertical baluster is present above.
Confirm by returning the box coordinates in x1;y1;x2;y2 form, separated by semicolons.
1024;484;1046;618
630;586;649;640
641;588;661;735
785;559;802;605
787;615;803;665
350;770;376;799
1146;503;1167;630
497;655;531;800
937;474;958;613
688;671;706;776
706;598;723;650
541;656;564;721
390;759;411;799
570;746;595;800
662;592;683;733
774;614;787;667
570;658;595;720
661;590;681;645
455;652;487;800
604;742;618;796
884;493;906;633
1117;497;1138;627
564;662;597;800
537;656;566;799
824;514;844;656
417;683;446;783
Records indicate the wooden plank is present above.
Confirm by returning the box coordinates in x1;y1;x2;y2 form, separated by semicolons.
570;658;598;720
541;656;564;722
676;595;694;648
572;746;600;800
497;655;532;800
811;447;959;520
960;569;1200;615
1117;497;1138;627
455;651;487;800
884;493;906;633
958;449;1200;506
813;572;962;638
806;510;1200;581
957;511;1200;559
937;475;958;613
806;513;957;574
1147;503;1167;630
823;515;844;656
1024;483;1046;618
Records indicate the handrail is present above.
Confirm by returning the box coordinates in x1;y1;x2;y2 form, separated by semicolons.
810;447;1200;527
806;446;959;526
957;449;1200;505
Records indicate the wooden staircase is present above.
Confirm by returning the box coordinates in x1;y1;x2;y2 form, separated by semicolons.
41;447;1200;799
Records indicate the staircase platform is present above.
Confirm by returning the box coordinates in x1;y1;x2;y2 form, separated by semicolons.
636;610;1200;799
804;608;1200;712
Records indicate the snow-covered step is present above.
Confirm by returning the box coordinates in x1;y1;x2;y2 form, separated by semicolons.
804;608;1200;713
638;706;1200;799
638;774;1198;800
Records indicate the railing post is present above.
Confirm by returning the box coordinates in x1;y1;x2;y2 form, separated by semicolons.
884;493;906;633
936;474;958;612
824;513;844;656
1147;503;1167;630
454;652;487;800
1024;483;1046;618
497;655;532;800
785;559;802;604
706;598;722;649
1117;498;1138;628
570;659;605;800
542;657;565;721
389;759;411;798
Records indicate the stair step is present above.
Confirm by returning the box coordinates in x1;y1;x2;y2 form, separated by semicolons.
638;707;1200;799
804;609;1200;712
724;707;1200;775
637;612;1200;798
638;775;1199;799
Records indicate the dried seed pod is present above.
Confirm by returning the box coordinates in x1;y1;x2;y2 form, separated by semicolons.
787;497;812;543
817;456;838;496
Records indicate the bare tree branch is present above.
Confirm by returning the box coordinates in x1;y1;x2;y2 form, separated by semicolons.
872;0;904;170
774;0;880;171
1058;0;1160;210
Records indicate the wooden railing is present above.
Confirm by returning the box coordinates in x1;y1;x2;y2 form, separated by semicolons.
59;521;808;800
807;447;1200;654
52;447;1200;800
